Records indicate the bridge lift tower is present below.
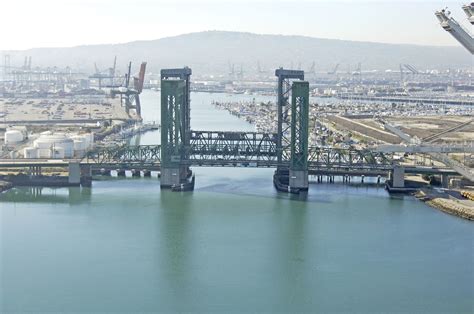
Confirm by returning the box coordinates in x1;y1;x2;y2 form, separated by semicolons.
160;67;193;188
274;68;310;193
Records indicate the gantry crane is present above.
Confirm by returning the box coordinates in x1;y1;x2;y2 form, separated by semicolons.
435;5;474;54
327;63;339;75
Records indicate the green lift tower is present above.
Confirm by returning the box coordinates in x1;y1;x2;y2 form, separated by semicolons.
160;67;193;189
273;68;309;193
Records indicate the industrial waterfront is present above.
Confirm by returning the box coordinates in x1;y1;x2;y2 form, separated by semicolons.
1;90;473;312
1;1;474;311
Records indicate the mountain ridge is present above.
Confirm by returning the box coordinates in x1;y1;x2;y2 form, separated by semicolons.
2;31;471;73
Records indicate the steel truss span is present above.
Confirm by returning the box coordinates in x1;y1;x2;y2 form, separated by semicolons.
189;131;277;164
84;144;393;170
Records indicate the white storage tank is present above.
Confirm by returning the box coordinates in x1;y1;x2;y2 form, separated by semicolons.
83;132;94;149
74;133;94;150
51;147;65;159
72;136;87;151
33;133;74;158
23;147;38;159
5;130;24;145
72;136;87;157
37;148;51;159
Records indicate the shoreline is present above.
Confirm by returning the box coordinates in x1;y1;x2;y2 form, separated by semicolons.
415;190;474;221
426;198;474;221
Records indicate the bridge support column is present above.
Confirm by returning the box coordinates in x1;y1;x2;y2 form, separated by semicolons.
131;169;141;177
68;162;81;184
117;169;126;177
160;165;189;188
391;166;405;188
80;165;92;187
289;170;309;190
441;174;450;188
100;168;111;176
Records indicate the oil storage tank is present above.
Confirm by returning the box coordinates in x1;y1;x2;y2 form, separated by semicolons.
23;147;38;159
5;130;24;145
34;133;74;158
71;135;87;157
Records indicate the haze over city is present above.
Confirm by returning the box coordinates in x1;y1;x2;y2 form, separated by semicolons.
0;0;470;50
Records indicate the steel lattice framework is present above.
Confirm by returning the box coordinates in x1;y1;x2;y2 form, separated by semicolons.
84;144;394;171
161;67;192;150
275;69;305;167
290;81;309;171
85;145;161;166
161;79;187;168
307;147;393;171
188;131;277;165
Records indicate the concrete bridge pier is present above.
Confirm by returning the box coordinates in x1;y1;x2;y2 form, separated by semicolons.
100;168;112;176
80;165;92;187
143;170;151;177
131;169;141;177
389;166;405;189
289;169;309;191
68;162;91;187
117;169;126;177
28;166;42;177
160;166;189;188
68;163;81;185
441;174;450;188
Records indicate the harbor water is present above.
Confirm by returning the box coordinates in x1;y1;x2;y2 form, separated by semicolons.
1;90;473;312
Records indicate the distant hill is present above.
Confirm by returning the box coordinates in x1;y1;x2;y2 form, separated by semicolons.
2;31;472;75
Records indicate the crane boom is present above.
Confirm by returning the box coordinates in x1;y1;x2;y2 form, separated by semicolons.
136;62;147;93
435;8;474;54
328;63;339;75
462;3;474;25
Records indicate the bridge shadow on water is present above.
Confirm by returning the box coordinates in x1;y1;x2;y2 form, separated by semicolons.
0;186;92;205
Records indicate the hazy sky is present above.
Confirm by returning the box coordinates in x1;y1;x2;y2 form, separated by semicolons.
0;0;471;50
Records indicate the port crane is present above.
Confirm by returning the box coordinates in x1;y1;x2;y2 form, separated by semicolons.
89;56;117;88
111;61;147;117
257;61;267;74
352;62;362;76
327;63;339;75
435;5;474;54
228;61;235;77
237;64;243;79
403;64;419;75
462;2;474;24
308;61;316;75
